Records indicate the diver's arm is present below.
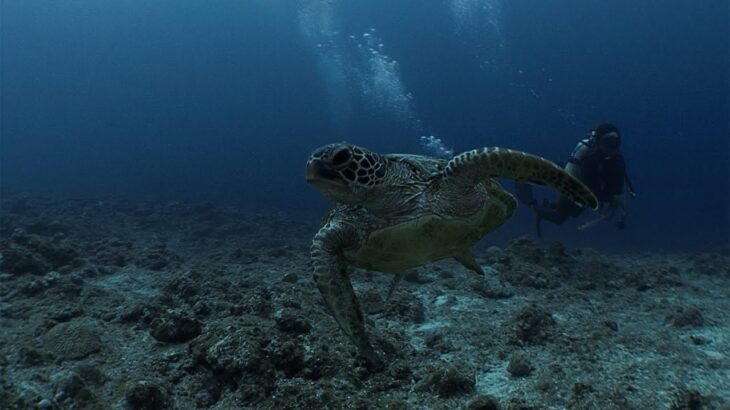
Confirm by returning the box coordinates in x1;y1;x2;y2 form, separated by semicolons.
624;173;636;197
620;154;636;197
614;160;631;228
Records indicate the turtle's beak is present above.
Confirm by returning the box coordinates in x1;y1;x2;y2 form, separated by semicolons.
306;159;340;185
305;159;319;183
306;159;328;183
306;159;350;205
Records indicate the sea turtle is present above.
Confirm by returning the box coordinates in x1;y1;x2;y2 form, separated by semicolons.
306;142;597;363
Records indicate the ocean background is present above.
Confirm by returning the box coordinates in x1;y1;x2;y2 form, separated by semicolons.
2;0;728;252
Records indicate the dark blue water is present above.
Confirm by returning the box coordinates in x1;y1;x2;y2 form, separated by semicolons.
2;0;728;252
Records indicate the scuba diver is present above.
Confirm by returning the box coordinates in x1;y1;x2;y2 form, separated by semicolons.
516;123;636;237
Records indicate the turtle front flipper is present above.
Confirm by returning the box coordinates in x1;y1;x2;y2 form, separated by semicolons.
444;147;598;209
311;221;380;365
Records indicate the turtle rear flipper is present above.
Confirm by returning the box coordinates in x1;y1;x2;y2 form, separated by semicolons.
311;221;380;364
444;147;598;210
455;251;485;275
386;272;406;301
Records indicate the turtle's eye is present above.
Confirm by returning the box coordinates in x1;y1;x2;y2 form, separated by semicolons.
331;149;351;167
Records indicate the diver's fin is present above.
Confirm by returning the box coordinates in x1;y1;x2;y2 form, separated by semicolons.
386;272;406;301
535;212;543;239
455;252;485;276
514;182;536;206
578;214;608;231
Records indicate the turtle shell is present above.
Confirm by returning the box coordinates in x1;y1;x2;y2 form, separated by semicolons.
343;180;516;273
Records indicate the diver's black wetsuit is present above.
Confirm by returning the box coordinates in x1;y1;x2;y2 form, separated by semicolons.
537;147;631;224
516;124;636;236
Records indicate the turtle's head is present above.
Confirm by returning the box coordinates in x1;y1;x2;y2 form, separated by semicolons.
306;142;386;204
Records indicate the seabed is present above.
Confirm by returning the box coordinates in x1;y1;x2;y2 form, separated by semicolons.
1;194;728;409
